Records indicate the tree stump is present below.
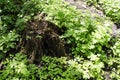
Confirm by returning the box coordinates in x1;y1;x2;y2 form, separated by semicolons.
19;19;66;64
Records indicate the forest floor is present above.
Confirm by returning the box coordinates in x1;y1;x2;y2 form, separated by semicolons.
66;0;120;36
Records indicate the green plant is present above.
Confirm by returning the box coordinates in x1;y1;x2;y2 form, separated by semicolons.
0;0;120;80
43;0;112;57
38;56;81;80
42;0;120;80
0;53;39;80
112;38;120;57
108;38;120;79
0;30;19;60
108;57;120;80
87;0;120;23
67;55;104;80
0;0;44;60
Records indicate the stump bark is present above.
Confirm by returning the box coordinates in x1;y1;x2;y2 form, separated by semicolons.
19;19;66;64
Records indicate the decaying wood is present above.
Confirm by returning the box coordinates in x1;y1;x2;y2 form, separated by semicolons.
18;19;66;64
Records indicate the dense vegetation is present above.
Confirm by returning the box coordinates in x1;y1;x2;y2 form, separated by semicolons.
0;0;120;80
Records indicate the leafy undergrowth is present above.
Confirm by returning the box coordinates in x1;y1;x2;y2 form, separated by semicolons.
86;0;120;24
0;0;120;80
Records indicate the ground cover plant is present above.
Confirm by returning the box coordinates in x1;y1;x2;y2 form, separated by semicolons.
0;0;120;80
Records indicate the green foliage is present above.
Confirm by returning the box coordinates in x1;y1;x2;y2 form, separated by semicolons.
112;38;120;57
67;55;104;79
0;0;120;80
42;0;120;79
16;0;44;31
0;30;19;59
99;0;120;23
38;56;81;80
43;0;112;57
87;0;120;23
108;57;120;79
0;0;44;59
0;0;22;61
0;53;39;80
109;38;120;79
